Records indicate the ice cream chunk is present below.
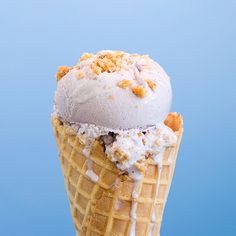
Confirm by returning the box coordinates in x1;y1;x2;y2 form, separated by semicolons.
54;50;172;129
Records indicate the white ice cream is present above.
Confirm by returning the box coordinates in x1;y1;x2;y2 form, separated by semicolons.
54;50;172;129
62;121;177;181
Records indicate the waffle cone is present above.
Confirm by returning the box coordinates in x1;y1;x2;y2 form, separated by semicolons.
52;113;183;236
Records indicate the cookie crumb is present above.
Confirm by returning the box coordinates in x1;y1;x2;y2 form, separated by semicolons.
80;53;94;62
55;66;70;81
91;51;124;75
146;79;157;91
132;86;147;98
137;132;142;137
91;63;102;75
135;160;146;173
114;148;129;163
117;79;132;89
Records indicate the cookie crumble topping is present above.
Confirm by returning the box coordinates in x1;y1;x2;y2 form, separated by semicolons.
114;148;129;164
91;51;125;75
118;79;133;89
80;53;94;62
146;79;157;91
132;86;147;98
55;66;71;81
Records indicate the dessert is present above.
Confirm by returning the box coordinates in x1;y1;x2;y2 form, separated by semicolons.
52;50;183;236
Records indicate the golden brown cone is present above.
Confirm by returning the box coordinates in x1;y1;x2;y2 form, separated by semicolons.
52;112;183;236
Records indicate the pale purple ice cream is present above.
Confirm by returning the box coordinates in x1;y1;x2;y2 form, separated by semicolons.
54;50;172;129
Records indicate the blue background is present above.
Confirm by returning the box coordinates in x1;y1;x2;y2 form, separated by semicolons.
0;0;235;235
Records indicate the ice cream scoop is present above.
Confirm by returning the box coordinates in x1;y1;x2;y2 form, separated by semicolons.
54;50;172;129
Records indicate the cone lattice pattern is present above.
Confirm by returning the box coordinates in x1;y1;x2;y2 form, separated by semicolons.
52;113;183;236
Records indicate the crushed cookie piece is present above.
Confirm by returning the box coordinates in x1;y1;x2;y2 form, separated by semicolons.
137;132;142;137
96;58;116;72
91;51;124;75
91;63;102;75
145;152;153;159
114;148;129;163
114;51;125;57
146;79;157;91
55;66;70;81
135;161;146;173
65;127;76;136
132;86;147;98
80;53;94;62
117;79;132;89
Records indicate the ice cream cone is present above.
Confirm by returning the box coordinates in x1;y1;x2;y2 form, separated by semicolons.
52;112;183;236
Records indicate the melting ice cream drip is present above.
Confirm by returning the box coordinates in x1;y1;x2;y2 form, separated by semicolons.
130;201;138;236
168;148;174;166
83;143;99;182
148;151;164;236
129;180;141;236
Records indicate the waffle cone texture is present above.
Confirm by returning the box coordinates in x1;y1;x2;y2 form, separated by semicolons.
52;113;183;236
